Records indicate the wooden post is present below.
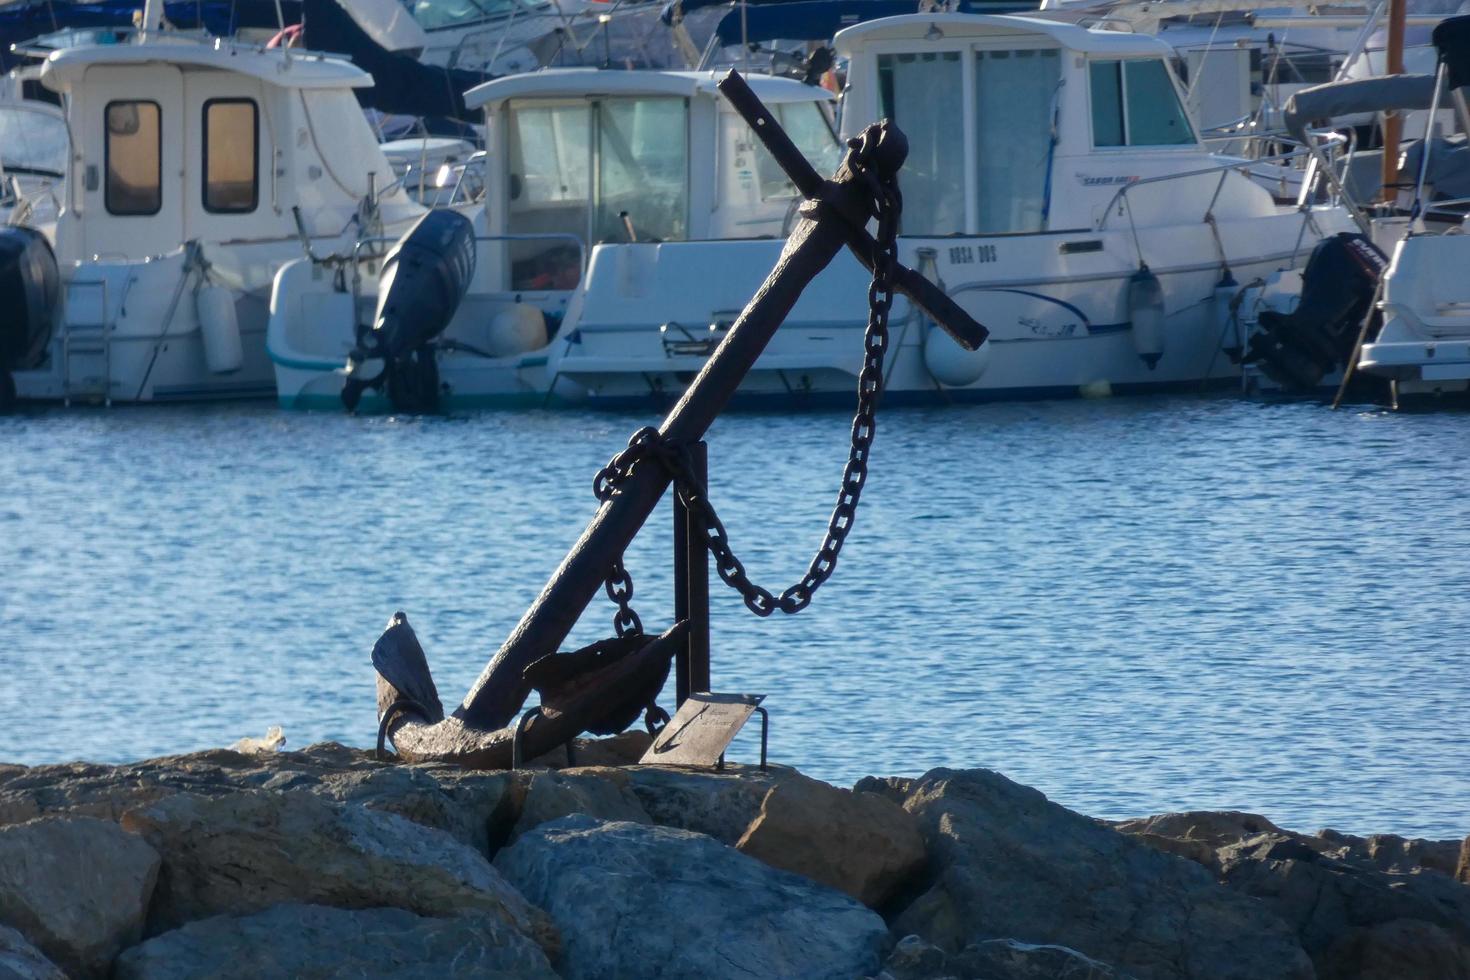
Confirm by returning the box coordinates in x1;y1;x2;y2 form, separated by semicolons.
1382;0;1408;200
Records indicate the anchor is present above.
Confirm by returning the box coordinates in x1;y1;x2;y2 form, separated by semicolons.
372;70;988;769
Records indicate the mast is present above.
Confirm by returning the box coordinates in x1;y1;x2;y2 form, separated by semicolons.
1381;0;1408;199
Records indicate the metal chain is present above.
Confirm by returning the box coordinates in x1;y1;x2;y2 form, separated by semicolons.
591;141;902;623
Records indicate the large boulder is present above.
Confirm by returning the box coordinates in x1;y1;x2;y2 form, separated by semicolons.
892;769;1312;980
736;774;926;908
0;816;159;978
0;925;66;980
623;765;788;844
496;815;890;979
305;765;518;856
876;933;1125;980
119;791;556;955
113;903;557;979
1215;833;1470;979
511;767;650;840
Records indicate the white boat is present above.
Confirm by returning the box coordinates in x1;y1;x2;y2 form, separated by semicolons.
1357;17;1470;398
544;14;1358;406
1;24;429;405
265;69;842;411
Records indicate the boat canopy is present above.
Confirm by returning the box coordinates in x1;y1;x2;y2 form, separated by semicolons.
707;0;1029;46
40;39;375;91
1282;74;1438;142
464;67;834;109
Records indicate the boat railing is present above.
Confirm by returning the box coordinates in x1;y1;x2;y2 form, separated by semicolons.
1096;147;1315;232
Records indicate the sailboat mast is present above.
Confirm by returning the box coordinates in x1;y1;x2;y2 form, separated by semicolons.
1381;0;1408;199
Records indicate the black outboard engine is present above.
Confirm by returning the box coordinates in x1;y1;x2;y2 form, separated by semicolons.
0;226;60;411
342;209;476;413
1244;232;1386;392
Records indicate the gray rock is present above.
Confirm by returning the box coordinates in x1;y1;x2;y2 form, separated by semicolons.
496;815;890;980
0;816;159;978
511;767;650;840
624;764;789;844
113;903;557;979
307;765;518;856
120;790;557;956
0;925;65;980
874;934;1127;980
1217;832;1470;979
893;769;1312;980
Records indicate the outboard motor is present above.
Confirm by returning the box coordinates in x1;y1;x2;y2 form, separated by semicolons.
342;209;476;413
0;226;60;411
1244;232;1386;391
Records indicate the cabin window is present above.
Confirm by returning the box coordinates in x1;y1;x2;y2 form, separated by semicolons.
202;99;258;214
975;48;1060;233
879;51;964;235
504;96;688;290
1090;59;1195;147
593;97;688;245
751;102;841;199
104;100;161;216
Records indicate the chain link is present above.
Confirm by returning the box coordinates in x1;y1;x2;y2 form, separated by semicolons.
591;138;903;625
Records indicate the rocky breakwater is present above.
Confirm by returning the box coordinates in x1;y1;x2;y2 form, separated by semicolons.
0;737;1464;979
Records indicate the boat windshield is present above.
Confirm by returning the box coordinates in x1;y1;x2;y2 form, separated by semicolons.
504;95;689;290
0;103;68;177
751;101;841;199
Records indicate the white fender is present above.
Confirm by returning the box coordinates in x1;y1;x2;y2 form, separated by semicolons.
923;324;992;387
1127;266;1165;369
488;304;548;357
196;284;243;374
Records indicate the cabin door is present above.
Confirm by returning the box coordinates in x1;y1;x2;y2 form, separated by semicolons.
80;65;184;261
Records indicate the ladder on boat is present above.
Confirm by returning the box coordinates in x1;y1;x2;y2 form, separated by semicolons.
61;279;111;406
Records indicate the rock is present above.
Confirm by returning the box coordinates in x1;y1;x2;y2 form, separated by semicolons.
113;903;557;979
120;791;557;956
496;815;890;980
1216;832;1470;979
511;767;650;840
1318;918;1470;980
0;816;159;978
873;934;1126;980
1111;811;1294;872
307;766;518;856
1315;830;1463;878
624;764;789;844
0;743;387;829
1460;836;1470;885
530;731;653;768
892;769;1312;980
962;939;1125;979
736;773;926;908
0;925;66;980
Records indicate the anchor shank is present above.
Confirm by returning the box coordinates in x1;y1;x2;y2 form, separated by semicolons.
457;138;887;729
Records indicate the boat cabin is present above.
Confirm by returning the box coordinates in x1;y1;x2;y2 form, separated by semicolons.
835;15;1273;236
39;39;419;270
463;69;841;292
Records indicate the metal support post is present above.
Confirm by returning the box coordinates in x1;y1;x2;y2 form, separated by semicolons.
673;440;711;705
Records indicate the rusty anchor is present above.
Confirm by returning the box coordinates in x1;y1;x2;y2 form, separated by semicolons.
373;70;988;769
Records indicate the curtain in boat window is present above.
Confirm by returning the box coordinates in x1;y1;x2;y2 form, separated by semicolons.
975;48;1059;233
879;51;963;236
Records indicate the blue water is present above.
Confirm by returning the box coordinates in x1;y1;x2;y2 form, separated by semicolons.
3;395;1468;838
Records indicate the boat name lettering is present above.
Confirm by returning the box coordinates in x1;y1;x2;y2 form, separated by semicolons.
1077;174;1140;187
948;245;997;265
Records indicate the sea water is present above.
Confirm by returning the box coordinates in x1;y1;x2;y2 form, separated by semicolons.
3;394;1467;838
